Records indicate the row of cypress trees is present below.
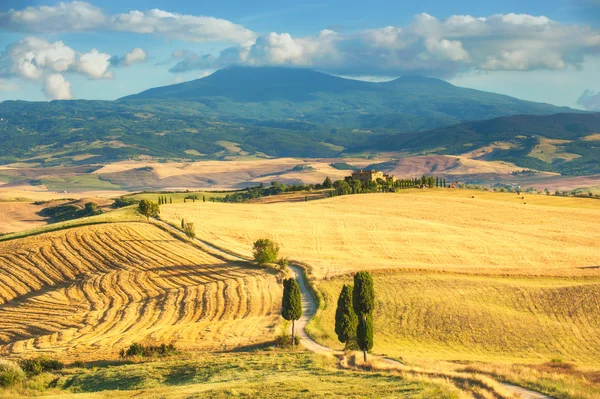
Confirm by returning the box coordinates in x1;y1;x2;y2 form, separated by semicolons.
281;270;375;361
336;271;374;361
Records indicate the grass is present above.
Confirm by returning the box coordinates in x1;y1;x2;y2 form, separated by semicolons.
311;271;600;364
161;190;600;279
0;206;143;241
2;351;464;398
41;175;123;192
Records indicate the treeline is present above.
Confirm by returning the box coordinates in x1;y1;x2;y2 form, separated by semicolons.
215;181;316;203
39;202;102;222
331;175;447;196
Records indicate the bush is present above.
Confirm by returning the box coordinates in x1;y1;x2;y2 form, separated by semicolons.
276;257;289;269
112;197;139;208
120;343;179;358
274;334;300;348
0;359;25;387
253;239;280;266
20;357;63;377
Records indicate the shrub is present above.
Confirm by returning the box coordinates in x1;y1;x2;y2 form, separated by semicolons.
20;357;63;377
253;239;280;265
274;334;300;348
0;359;25;387
276;257;289;269
112;197;139;208
120;343;179;358
183;222;196;239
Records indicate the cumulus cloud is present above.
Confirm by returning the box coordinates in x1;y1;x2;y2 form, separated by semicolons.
0;37;113;81
577;89;600;111
0;1;256;43
122;48;147;67
76;49;112;79
168;12;600;78
43;73;72;100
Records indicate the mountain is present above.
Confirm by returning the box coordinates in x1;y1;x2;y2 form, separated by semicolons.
362;113;600;175
0;67;592;171
121;66;577;132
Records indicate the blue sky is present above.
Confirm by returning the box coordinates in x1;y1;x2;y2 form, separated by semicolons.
0;0;599;110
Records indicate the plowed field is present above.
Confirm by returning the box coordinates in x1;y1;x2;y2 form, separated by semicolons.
0;223;281;361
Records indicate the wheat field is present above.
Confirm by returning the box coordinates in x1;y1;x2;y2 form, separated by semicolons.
162;190;600;279
312;271;600;364
0;222;281;361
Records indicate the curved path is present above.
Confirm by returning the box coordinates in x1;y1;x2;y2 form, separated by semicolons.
153;218;552;399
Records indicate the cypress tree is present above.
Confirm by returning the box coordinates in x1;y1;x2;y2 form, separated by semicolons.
203;196;206;202
282;278;302;345
353;271;375;362
181;218;185;229
170;197;172;204
335;284;358;349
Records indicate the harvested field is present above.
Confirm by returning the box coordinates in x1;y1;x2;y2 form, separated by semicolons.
162;191;600;279
312;271;600;364
0;223;281;361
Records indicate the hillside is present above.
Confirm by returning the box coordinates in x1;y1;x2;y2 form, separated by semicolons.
0;222;281;361
0;67;583;167
364;112;600;175
161;192;600;279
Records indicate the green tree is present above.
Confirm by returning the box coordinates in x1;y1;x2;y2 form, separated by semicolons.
353;271;375;361
252;239;280;265
138;200;160;221
181;218;185;229
356;314;373;356
183;222;196;240
335;284;358;349
333;180;352;196
282;278;302;345
323;177;333;188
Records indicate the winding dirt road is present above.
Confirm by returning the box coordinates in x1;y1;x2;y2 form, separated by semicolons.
154;218;552;399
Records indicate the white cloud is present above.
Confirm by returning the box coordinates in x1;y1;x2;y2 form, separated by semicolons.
1;37;114;80
577;89;600;110
169;12;600;77
77;49;112;79
0;1;256;43
43;74;72;100
122;48;147;67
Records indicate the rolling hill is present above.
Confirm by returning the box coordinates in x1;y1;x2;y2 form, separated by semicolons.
364;112;600;175
0;67;586;168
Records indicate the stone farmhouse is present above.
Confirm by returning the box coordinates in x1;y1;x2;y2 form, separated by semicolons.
351;170;397;184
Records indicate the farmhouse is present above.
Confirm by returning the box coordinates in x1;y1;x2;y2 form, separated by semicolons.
351;170;397;184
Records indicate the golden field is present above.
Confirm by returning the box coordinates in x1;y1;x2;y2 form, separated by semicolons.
311;271;600;364
162;190;600;279
0;222;281;361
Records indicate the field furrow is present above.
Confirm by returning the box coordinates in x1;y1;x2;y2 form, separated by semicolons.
0;222;281;361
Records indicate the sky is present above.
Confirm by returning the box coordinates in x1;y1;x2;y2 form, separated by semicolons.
0;0;599;110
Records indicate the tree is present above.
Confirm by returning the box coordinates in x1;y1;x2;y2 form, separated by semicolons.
335;284;358;349
282;278;302;345
203;196;206;202
333;180;352;196
138;200;160;221
253;239;280;265
356;314;373;355
353;271;375;361
169;197;172;204
323;177;333;188
181;218;185;229
183;222;196;239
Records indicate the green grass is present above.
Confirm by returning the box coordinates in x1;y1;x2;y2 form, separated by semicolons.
2;352;461;398
0;206;144;241
41;175;123;191
311;271;600;365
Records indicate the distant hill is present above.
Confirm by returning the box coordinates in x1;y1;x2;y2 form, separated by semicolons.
0;67;592;172
362;113;600;175
121;66;577;131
